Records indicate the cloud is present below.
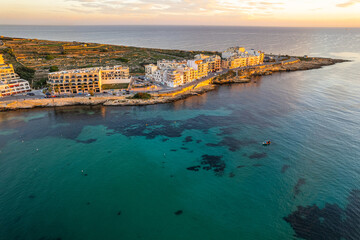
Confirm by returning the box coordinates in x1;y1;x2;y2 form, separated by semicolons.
336;0;360;7
64;0;285;17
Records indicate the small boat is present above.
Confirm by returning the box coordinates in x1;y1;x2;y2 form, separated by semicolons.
263;140;271;145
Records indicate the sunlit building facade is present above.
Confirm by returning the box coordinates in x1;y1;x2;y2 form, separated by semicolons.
48;65;130;94
0;54;31;97
145;54;221;88
221;47;264;69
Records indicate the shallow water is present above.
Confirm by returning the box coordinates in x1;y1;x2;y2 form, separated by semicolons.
0;26;360;239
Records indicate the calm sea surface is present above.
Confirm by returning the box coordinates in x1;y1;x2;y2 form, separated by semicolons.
0;26;360;240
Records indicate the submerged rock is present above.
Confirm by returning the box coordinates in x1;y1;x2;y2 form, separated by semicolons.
281;164;290;173
186;166;201;171
186;155;226;175
174;210;183;215
183;136;193;143
249;152;267;159
293;178;306;197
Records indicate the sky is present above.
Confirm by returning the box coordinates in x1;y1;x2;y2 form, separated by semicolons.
0;0;360;27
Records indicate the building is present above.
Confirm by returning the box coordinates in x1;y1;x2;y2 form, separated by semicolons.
0;54;31;97
221;47;264;69
193;54;221;72
145;64;158;77
145;54;220;88
165;70;183;87
48;65;130;94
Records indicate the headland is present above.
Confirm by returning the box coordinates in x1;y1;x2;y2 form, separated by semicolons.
0;36;348;111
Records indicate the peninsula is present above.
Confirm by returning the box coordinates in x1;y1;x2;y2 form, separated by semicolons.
0;36;347;111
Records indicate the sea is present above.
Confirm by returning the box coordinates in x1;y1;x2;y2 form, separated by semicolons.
0;25;360;240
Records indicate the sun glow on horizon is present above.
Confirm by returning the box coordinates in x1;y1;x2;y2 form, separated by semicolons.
1;0;360;27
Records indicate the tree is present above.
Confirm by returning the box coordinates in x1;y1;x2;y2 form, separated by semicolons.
54;85;60;95
88;89;94;96
48;85;53;94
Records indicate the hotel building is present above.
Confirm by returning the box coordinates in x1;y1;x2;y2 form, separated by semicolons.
47;65;130;94
221;47;264;69
0;54;31;97
145;54;221;88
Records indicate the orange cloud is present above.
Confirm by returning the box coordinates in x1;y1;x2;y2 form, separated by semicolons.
337;0;360;7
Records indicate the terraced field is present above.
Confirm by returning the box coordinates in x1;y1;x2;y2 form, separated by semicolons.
0;36;217;87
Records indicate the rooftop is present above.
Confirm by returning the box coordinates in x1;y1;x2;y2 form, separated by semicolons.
49;65;127;75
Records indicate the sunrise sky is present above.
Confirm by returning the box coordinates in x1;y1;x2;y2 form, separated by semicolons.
1;0;360;27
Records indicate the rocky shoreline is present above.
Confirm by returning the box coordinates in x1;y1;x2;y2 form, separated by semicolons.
0;57;349;112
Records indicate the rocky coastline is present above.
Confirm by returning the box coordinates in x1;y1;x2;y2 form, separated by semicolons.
0;57;348;112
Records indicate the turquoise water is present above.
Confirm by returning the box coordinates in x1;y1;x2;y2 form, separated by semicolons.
0;27;360;239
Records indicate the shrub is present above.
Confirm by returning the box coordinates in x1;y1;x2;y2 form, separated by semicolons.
49;66;59;72
45;55;55;60
32;78;47;89
116;57;129;63
132;92;151;100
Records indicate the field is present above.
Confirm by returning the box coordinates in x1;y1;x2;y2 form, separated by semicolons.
0;36;217;88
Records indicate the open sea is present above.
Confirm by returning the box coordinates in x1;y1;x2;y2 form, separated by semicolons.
0;26;360;240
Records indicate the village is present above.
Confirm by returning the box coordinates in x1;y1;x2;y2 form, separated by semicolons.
0;46;268;98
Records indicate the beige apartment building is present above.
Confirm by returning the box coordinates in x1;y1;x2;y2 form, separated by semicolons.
48;65;130;94
221;47;264;69
0;54;31;97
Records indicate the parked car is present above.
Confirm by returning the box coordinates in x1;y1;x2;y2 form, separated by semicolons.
26;92;35;96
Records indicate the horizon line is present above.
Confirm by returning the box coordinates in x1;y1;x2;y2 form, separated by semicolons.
1;24;359;29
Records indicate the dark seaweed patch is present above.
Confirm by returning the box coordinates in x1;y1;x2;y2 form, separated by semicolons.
28;195;35;199
201;155;225;175
117;211;122;216
170;149;177;152
294;178;306;197
187;166;201;171
174;210;183;215
186;155;225;175
196;140;202;143
249;152;267;159
284;189;360;240
76;138;97;144
252;163;263;167
229;172;235;178
281;164;290;173
162;138;169;142
207;137;257;152
217;127;239;136
86;202;91;205
183;136;193;143
237;165;246;168
180;147;188;150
